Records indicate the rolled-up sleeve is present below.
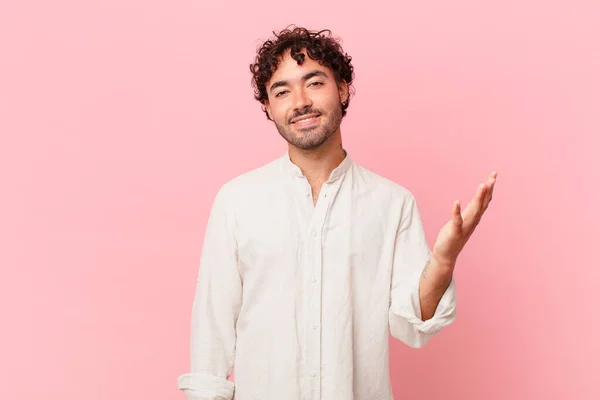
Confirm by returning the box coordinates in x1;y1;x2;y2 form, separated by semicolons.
177;183;242;400
389;193;457;349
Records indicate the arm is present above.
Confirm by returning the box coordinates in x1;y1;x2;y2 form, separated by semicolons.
177;184;242;400
419;254;454;321
390;172;497;348
388;194;457;349
423;171;497;321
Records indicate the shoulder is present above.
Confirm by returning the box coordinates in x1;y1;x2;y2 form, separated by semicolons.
351;162;416;205
213;156;284;204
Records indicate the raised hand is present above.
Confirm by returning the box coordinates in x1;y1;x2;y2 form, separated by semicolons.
432;171;497;266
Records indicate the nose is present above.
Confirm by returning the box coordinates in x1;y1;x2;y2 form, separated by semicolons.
292;89;312;111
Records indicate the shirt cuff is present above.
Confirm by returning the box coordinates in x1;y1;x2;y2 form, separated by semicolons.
177;372;234;400
389;270;457;346
408;275;456;334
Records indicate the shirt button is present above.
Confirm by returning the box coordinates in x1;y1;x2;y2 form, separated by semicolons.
311;324;317;330
311;372;317;377
312;277;318;283
311;231;317;237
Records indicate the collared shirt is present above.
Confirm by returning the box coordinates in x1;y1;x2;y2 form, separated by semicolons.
177;152;457;400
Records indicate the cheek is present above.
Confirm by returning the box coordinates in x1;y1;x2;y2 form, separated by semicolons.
270;104;290;124
316;90;341;110
272;110;286;124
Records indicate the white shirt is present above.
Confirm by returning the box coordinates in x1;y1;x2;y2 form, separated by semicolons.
177;152;457;400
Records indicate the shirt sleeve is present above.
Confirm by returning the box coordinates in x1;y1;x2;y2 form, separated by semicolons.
388;193;457;349
177;183;242;400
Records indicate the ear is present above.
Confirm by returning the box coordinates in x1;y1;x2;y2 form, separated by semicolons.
338;80;349;104
265;101;273;120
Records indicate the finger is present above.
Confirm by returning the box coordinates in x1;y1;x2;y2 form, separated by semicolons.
464;176;496;228
469;184;487;221
486;171;497;197
477;183;487;210
461;184;484;220
487;172;497;189
464;176;495;221
452;200;463;226
483;174;497;208
479;183;487;199
486;181;495;203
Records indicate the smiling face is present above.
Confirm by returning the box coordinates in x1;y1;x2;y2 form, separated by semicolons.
265;50;349;151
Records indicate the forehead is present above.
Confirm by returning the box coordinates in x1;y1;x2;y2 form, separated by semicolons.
268;49;333;83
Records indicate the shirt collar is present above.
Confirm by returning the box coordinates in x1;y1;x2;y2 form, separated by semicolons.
282;149;353;182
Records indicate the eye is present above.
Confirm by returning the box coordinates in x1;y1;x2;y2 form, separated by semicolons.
275;90;288;98
309;81;324;87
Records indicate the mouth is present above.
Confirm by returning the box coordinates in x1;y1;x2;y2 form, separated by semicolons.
290;114;321;126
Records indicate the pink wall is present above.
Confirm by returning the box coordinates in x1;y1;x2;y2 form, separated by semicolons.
1;0;598;399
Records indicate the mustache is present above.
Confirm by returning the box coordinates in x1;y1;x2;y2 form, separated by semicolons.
288;108;322;124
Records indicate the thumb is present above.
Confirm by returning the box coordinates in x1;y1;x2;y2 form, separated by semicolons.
452;201;463;226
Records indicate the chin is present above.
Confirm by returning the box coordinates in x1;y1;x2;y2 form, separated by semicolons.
298;134;331;150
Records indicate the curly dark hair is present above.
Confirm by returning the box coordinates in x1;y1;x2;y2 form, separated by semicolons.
250;26;355;120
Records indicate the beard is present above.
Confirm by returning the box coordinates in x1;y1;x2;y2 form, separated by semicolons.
274;102;343;150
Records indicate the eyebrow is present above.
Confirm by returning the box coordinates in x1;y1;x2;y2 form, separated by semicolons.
268;70;329;94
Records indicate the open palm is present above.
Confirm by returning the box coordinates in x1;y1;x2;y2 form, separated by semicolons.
432;172;497;265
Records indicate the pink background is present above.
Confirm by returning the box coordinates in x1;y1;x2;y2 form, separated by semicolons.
1;0;598;399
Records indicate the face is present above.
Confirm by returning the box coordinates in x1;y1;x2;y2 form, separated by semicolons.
265;50;348;150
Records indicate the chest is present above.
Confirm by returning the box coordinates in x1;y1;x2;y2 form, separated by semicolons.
233;186;396;278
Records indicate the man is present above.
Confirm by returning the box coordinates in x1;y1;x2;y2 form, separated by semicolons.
177;26;497;400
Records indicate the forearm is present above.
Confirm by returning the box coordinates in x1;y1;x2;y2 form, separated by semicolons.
419;254;455;321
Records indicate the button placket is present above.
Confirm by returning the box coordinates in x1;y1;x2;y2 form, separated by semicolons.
306;181;343;397
306;185;330;399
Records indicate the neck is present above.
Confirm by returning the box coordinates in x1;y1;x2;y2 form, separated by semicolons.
288;129;346;183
